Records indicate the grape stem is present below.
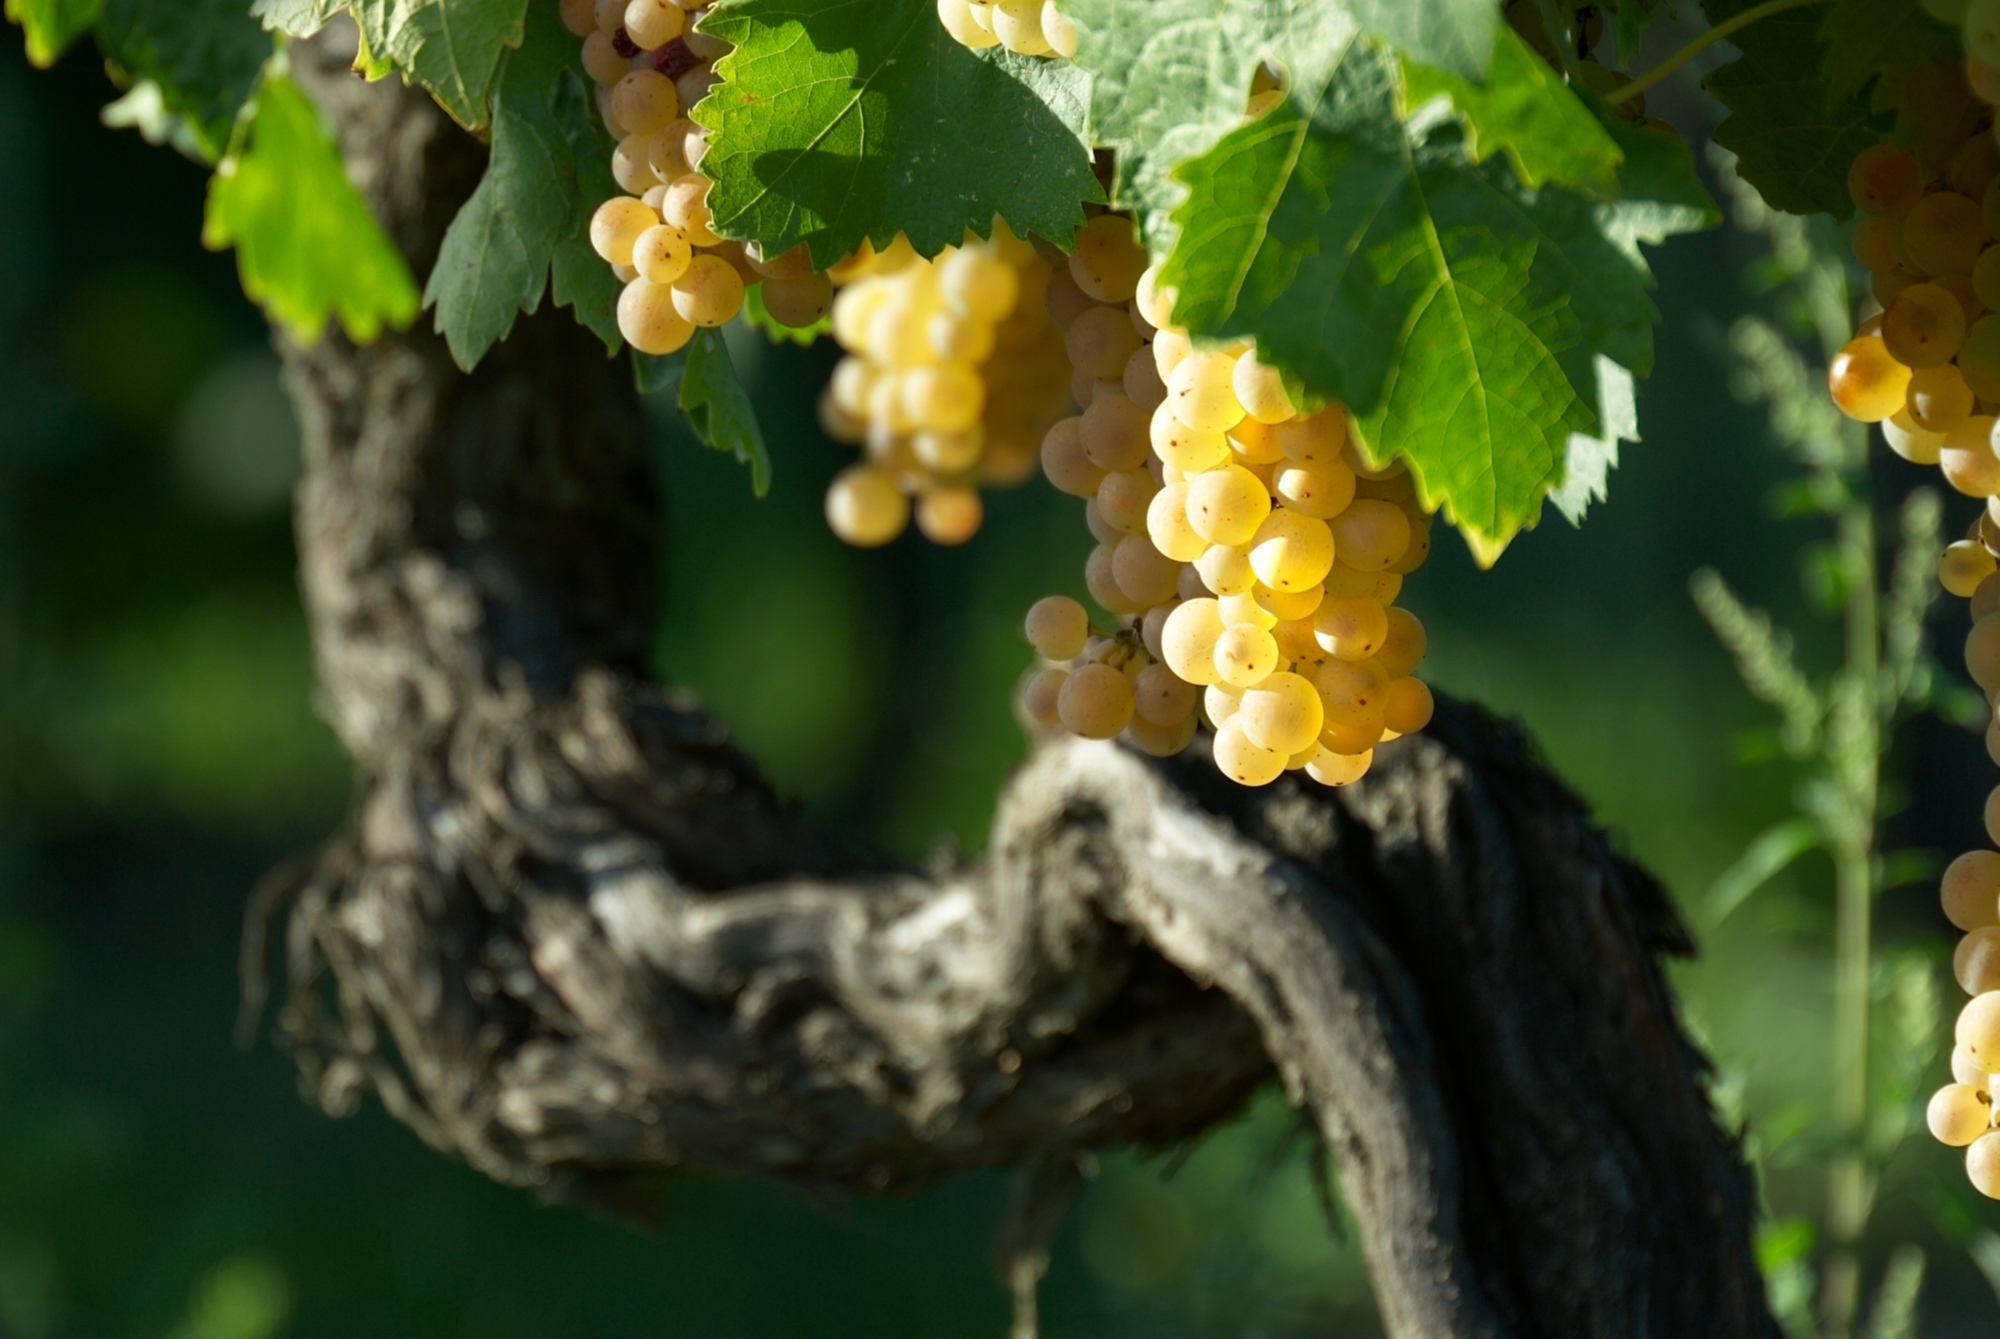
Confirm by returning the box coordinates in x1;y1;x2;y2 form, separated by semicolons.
1603;0;1833;105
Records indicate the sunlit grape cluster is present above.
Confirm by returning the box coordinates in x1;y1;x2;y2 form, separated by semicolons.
934;0;1076;58
1018;213;1435;786
815;223;1073;546
561;0;833;354
1838;28;2000;1199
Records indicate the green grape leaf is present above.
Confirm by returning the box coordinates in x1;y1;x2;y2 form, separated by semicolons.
425;3;590;369
202;72;420;343
1701;0;1874;219
1063;0;1361;247
1820;0;1958;105
695;0;1101;269
634;330;771;494
1602;0;1652;64
548;76;624;354
1402;26;1621;194
1545;356;1633;526
1342;0;1495;81
6;0;102;66
95;0;271;161
1161;42;1713;557
248;0;343;38
350;0;527;129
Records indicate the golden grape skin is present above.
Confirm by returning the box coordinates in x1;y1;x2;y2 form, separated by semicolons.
1943;850;2000;930
1929;1083;1993;1147
1959;926;2000;996
1963;992;2000;1075
1883;283;1968;367
1971;1131;2000;1199
1848;143;1924;216
1213;716;1287;786
1826;335;1912;422
1940;416;2000;496
1058;663;1135;740
1907;362;1975;431
1903;191;1990;275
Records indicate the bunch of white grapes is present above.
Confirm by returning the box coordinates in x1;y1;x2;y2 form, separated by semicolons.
561;0;834;354
817;222;1073;547
1830;30;2000;1200
1017;212;1435;786
935;0;1076;58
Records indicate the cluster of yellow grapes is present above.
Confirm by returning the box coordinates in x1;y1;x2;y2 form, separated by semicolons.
934;0;1077;58
561;0;833;354
816;224;1073;547
1018;213;1435;785
1832;90;2000;1199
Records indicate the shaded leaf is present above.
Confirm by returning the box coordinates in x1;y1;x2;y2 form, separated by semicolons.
249;0;344;38
95;0;271;161
351;0;527;129
1160;44;1709;554
202;71;419;343
1702;816;1821;926
635;328;770;493
6;0;101;67
1403;25;1621;194
696;0;1099;269
1343;0;1496;81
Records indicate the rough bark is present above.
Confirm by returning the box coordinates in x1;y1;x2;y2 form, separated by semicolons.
251;27;1782;1339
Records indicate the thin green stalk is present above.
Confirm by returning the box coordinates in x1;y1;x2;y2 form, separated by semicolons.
1606;0;1834;104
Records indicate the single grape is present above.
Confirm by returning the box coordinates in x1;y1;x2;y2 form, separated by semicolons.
1168;352;1247;433
1237;671;1323;754
1024;595;1091;660
762;273;833;329
1883;409;1946;464
1960;926;2000;996
1232;353;1293;424
825;465;910;546
1275;407;1348;463
1930;1083;1994;1146
1317;657;1388;726
1081;546;1140;615
1214;623;1279;688
1957;1044;1993;1087
917;486;983;544
663;174;721;247
1068;214;1147;303
631;223;693;285
1972;1130;2000;1199
900;361;985;433
1195;544;1257;598
1851;214;1901;272
581;31;628;85
1134;662;1198;725
1134;265;1178;331
1884;282;1968;367
1140;601;1178;660
1941;415;2000;496
1329;499;1412;572
1162;601;1227;686
671;254;745;327
612;134;662;194
617;277;697;355
1943;539;2000;597
1035;0;1078;55
1377;608;1427;678
1909;362;1975;431
1125;710;1197;757
1068;306;1144;379
1827;335;1913;421
561;0;598;36
612;69;681;135
1054;662;1132;739
593;0;624;31
1100;469;1160;535
591;196;660;266
1218;590;1278;632
1081;393;1151;471
1227;417;1286;466
1042;417;1108;497
1904;191;1990;275
937;0;1002;46
1305;746;1372;787
1945;850;2000;930
1124;346;1168;413
1213;716;1287;786
1312;594;1388;661
1387;511;1431;574
1979;571;2000;621
676;66;720;110
1146;483;1211;562
1113;534;1184;606
1150;400;1231;473
1252;582;1322;624
1152;328;1194;381
991;0;1053;54
1186;466;1273;547
1021;666;1067;725
1847;143;1924;216
1248;510;1335;592
1964;990;2000;1077
1272;459;1357;519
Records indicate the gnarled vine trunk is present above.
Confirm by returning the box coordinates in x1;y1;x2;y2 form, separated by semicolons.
248;26;1781;1339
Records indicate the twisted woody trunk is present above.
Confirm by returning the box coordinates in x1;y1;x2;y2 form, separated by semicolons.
244;26;1781;1339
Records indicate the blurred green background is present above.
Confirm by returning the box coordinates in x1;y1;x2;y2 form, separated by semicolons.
5;23;2000;1339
